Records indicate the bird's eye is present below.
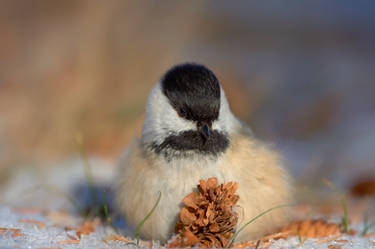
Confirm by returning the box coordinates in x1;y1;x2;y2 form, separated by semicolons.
178;107;186;117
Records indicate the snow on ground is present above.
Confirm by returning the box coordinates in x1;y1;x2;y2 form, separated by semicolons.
0;158;375;249
0;205;111;249
0;203;374;249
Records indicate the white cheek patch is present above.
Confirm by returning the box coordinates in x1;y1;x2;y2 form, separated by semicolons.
142;83;196;145
158;99;196;134
212;87;237;135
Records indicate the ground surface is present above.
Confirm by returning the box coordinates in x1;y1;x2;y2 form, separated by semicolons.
1;158;374;249
0;204;375;249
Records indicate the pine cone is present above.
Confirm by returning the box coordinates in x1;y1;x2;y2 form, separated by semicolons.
173;178;239;248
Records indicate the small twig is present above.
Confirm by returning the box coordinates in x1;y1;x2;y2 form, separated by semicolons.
254;239;261;249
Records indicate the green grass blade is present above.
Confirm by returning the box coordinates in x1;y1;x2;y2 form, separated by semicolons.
362;220;375;236
225;204;292;249
136;192;162;246
323;178;350;233
102;190;120;235
341;198;350;233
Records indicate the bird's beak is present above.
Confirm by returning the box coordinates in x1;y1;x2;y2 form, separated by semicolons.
199;123;211;142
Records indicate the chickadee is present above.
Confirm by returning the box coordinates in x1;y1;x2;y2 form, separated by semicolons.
115;63;293;243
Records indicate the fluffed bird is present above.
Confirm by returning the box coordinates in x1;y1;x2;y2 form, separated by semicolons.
115;63;293;243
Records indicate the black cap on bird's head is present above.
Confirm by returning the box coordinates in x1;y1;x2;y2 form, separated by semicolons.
161;63;221;142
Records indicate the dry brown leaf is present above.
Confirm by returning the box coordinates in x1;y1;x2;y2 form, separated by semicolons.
280;219;341;238
335;239;349;243
351;179;375;197
9;228;21;233
12;233;27;237
74;220;96;238
262;231;294;241
364;233;375;238
1;228;26;237
222;231;292;249
328;245;342;249
171;178;239;248
11;227;26;237
57;240;80;244
315;235;342;244
67;234;78;240
232;241;258;248
165;239;181;248
64;227;73;231
106;235;133;243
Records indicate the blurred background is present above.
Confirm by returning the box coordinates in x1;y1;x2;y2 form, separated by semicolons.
0;1;375;209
